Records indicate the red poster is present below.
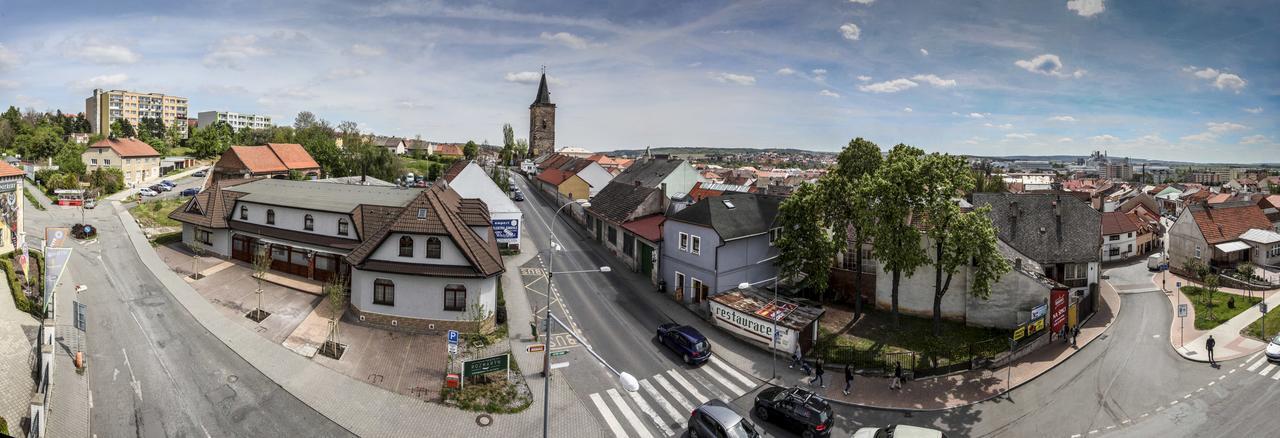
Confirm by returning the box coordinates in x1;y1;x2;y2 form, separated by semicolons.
1051;288;1069;334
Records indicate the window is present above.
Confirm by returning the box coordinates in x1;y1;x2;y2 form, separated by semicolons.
240;205;247;220
417;208;428;219
1195;246;1202;260
769;228;782;246
691;236;701;255
1063;263;1088;288
1127;232;1133;238
91;158;98;164
608;226;617;244
105;159;111;165
425;237;442;259
1269;244;1280;258
679;232;689;251
1109;247;1120;257
444;284;467;311
195;228;211;245
399;236;414;257
373;279;395;306
338;219;349;236
623;234;635;256
675;272;686;292
266;209;275;225
304;214;314;231
1108;235;1119;241
1127;244;1132;253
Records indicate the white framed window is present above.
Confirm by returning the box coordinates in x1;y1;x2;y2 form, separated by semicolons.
691;236;701;255
1195;246;1201;260
674;271;685;291
769;228;782;246
679;232;689;251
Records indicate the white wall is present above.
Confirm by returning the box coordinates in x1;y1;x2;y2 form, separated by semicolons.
575;162;614;196
350;268;496;322
1101;232;1139;262
368;232;471;266
181;224;232;257
233;201;360;241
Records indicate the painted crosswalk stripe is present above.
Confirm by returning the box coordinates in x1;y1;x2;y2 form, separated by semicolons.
1262;364;1277;376
666;370;712;404
641;379;685;428
590;392;628;438
607;389;656;438
627;384;675;436
684;367;733;400
1248;352;1262;363
700;363;747;396
1248;357;1267;372
652;373;696;412
710;358;756;389
1270;368;1280;380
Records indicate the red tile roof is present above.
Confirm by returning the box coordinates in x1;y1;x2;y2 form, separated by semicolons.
266;143;320;170
1190;203;1273;244
90;137;160;158
443;160;472;182
1101;211;1139;235
621;214;665;242
434;144;464;157
0;161;23;178
224;144;319;174
537;168;572;186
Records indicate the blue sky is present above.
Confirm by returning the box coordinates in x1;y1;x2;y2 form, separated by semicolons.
0;0;1276;162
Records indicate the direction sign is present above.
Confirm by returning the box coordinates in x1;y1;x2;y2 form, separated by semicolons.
463;354;510;377
526;344;546;353
1177;303;1188;318
550;350;569;357
447;330;460;345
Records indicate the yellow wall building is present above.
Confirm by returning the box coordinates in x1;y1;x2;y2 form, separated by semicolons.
85;88;189;136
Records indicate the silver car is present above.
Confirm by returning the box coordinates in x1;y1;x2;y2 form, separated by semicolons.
689;399;759;438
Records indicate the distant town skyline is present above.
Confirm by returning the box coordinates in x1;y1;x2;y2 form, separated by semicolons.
0;0;1275;162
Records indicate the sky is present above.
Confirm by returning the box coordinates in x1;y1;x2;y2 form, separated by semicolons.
0;0;1276;163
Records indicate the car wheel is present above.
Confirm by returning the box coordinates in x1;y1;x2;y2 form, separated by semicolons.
683;354;691;364
755;406;769;421
689;427;699;438
802;431;815;438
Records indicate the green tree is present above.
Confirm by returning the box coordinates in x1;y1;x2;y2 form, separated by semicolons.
88;168;124;194
819;137;882;316
14;125;66;160
775;183;837;299
163;124;184;156
0;119;15;152
514;138;528;161
188;122;233;159
463;140;479;160
109;119;136;139
54;143;88;176
337;120;359;138
928;205;1010;336
293;111;320;130
870;144;930;328
501;123;515;165
345;135;400;182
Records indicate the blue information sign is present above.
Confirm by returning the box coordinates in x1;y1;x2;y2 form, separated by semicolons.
448;330;460;345
492;219;519;240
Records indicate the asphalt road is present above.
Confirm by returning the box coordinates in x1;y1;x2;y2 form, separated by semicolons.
24;185;350;437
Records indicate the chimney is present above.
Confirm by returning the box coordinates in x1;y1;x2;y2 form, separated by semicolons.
661;182;668;199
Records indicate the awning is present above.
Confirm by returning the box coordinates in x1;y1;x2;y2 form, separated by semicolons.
1215;241;1252;253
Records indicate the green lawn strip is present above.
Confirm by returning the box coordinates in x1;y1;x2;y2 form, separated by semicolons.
23;190;46;211
128;197;187;228
817;309;1005;370
1182;285;1262;331
1243;303;1280;341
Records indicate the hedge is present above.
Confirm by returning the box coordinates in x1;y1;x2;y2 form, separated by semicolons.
1;258;34;315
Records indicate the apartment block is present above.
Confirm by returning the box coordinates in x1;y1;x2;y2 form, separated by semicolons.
85;88;189;136
197;111;273;130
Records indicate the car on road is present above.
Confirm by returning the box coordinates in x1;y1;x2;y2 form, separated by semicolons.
151;184;170;192
656;323;711;365
1147;253;1164;271
752;386;833;437
160;179;177;188
193;170;207;177
138;187;159;197
1266;335;1280;362
513;191;525;201
180;188;200;197
83;198;97;209
689;399;760;438
852;425;947;438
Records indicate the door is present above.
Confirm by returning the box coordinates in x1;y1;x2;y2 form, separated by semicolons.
231;235;254;262
639;243;654;276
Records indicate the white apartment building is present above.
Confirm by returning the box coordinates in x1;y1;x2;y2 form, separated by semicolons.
197;111;273;130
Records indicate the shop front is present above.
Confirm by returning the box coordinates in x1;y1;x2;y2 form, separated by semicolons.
231;233;349;282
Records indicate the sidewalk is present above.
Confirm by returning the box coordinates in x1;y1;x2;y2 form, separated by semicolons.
0;272;39;434
45;262;91;438
1170;282;1280;363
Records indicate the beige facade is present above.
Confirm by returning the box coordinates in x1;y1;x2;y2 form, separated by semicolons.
82;139;162;186
86;89;189;136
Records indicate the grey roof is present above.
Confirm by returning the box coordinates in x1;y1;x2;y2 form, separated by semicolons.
587;181;661;224
973;192;1102;265
611;158;686;189
669;193;783;241
532;73;553;106
314;175;397;187
227;178;422;213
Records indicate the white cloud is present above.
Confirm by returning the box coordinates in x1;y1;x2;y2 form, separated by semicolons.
62;37;140;64
1207;122;1247;133
856;75;872;82
1188;67;1220;79
1014;54;1084;78
1214;73;1246;92
1058;137;1074;143
910;74;956;87
1048;115;1077;122
903;107;913;112
0;44;19;71
858;78;917;93
540;31;603;50
839;23;861;41
1180;132;1216;143
967;112;989;119
848;0;875;4
963;137;983;145
776;67;796;76
1066;0;1105;17
984;122;1014;130
920;48;929;56
347;44;385;57
323;68;369;80
203;34;269;69
1240;135;1269;145
1244;107;1263;114
1087;134;1119;143
819;89;840;98
811;69;827;76
73;73;129;90
1005;133;1036;139
504;71;561;85
710;72;756;86
0;79;17;89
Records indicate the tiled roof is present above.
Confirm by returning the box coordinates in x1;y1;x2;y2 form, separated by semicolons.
611;158;686;189
587;181;662;225
227;145;288;173
266;143;320;170
621;214;665;242
442;160;471;182
90;138;160;157
434;144;464;156
536;168;572;186
973;193;1102;264
1207;193;1233;204
345;184;503;277
1101;211;1139;236
0;161;24;178
668;193;783;241
1189;202;1273;244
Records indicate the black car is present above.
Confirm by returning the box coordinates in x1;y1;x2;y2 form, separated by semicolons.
753;387;833;438
150;184;168;193
656;323;711;365
513;191;525;201
690;399;760;438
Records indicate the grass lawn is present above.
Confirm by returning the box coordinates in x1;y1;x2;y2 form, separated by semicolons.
129;197;186;228
1182;285;1262;331
1243;303;1280;340
818;308;1007;369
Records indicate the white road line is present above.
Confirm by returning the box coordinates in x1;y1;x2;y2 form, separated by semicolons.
1106;426;1115;430
1229;369;1237;374
608;389;656;438
683;368;733;401
653;373;696;411
627;385;675;436
1122;420;1130;425
699;363;747;396
1170;400;1179;406
666;370;712;404
641;379;685;426
1183;394;1191;399
1248;352;1262;363
1209;381;1216;386
1219;375;1226;380
1071;434;1081;438
1270;369;1280;380
1262;364;1277;376
1140;413;1149;418
709;357;756;389
1247;357;1266;371
589;393;627;438
1089;430;1098;434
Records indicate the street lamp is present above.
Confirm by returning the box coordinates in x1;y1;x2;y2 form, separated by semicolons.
740;276;781;380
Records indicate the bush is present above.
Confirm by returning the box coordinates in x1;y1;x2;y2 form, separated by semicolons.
89;168;125;195
151;231;182;246
442;380;532;414
1;258;34;316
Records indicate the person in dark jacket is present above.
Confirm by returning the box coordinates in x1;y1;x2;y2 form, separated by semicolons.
812;359;826;388
1206;335;1217;366
843;363;854;396
890;362;903;390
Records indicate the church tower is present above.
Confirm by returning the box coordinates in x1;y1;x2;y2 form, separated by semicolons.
528;72;556;158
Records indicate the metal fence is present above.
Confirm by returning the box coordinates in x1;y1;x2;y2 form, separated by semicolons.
818;336;1010;379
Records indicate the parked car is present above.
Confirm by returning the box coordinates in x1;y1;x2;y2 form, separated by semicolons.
513;191;525;202
656;323;711;365
180;188;200;197
852;425;947;438
160;180;176;188
1266;334;1280;362
151;184;170;192
1147;253;1164;271
138;188;159;197
690;399;760;438
192;170;207;177
752;387;833;437
83;199;97;209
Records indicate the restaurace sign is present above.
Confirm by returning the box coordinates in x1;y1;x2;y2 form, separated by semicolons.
710;301;795;352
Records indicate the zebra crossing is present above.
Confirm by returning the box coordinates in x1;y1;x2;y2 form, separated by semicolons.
587;357;761;437
1241;354;1280;381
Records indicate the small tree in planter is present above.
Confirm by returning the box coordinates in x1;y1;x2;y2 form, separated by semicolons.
188;239;206;280
1204;274;1220;320
320;271;348;359
246;247;272;322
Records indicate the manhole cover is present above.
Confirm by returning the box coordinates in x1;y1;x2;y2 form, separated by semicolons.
476;414;493;427
226;374;238;384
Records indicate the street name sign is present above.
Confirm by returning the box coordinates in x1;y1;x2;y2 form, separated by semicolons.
526;344;546;353
550;350;569;357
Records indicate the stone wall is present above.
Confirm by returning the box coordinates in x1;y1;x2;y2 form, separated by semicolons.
347;304;495;335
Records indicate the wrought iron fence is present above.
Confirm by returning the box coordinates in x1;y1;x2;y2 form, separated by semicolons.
817;336;1010;380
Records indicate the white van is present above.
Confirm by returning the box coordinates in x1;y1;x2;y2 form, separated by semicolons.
1147;253;1164;271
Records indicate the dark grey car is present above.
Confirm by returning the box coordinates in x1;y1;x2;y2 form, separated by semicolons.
689;399;760;438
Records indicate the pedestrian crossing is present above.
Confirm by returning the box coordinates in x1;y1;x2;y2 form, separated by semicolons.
1240;355;1280;381
586;357;760;437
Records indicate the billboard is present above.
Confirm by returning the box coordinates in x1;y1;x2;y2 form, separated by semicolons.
1051;288;1069;334
492;219;520;242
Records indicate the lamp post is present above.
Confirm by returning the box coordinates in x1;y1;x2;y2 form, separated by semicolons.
740;276;781;381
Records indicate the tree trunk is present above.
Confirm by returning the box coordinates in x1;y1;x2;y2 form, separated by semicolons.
933;240;944;337
853;236;864;319
891;269;901;328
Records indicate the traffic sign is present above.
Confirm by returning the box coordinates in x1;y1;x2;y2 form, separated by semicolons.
550;350;569;357
1177;303;1188;318
448;344;458;355
526;344;546;353
447;330;460;345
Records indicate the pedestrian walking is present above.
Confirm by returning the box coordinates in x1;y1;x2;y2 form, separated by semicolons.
812;360;826;388
889;362;903;390
1071;325;1080;348
843;363;854;396
1206;335;1216;366
790;346;803;369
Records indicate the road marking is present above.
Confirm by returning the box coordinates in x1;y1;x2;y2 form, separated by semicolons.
1121;420;1130;425
1209;381;1216;386
666;370;712;404
699;363;747;396
1262;365;1277;376
1229;369;1236;374
1247;357;1266;371
1071;435;1081;438
1196;387;1204;392
1248;352;1262;363
652;373;696;411
607;388;655;438
626;385;674;436
709;357;756;389
640;379;685;426
121;348;143;402
683;367;733;401
1183;394;1191;399
1270;369;1280;380
88;389;93;408
1156;406;1165;412
589;393;627;438
1152;334;1160;338
1170;400;1179;406
1088;430;1098;434
1140;413;1149;418
1106;426;1115;430
1218;375;1226;380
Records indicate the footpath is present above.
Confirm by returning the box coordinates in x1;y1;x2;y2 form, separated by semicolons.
0;272;38;435
1164;272;1280;363
116;202;595;437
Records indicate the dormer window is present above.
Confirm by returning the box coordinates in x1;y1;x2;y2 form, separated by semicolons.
239;205;247;220
426;237;442;259
399;236;414;257
304;214;314;231
266;209;275;225
338;219;349;236
417;208;428;219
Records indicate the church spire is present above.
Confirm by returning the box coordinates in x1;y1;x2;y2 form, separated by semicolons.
532;70;552;106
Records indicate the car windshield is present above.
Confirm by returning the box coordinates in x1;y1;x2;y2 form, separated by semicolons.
1272;334;1280;345
725;419;757;438
693;340;708;351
